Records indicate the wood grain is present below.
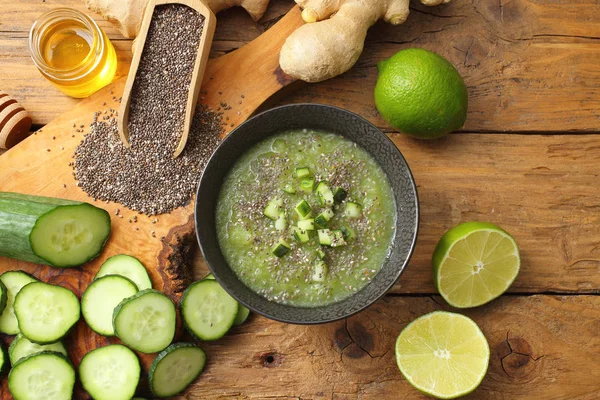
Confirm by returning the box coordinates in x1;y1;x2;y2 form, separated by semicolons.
1;0;600;133
142;295;599;399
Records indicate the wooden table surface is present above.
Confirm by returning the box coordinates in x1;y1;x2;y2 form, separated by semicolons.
1;0;600;399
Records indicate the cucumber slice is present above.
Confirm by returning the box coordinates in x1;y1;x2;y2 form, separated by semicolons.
318;229;333;246
9;334;67;366
0;342;7;375
82;275;139;336
0;271;38;335
181;280;239;341
315;208;334;228
263;198;283;221
0;280;7;317
0;193;111;268
294;200;312;219
316;249;326;259
113;289;176;354
294;167;310;178
333;187;347;203
95;254;152;290
8;351;75;400
344;202;362;218
79;344;140;400
233;305;250;326
274;211;287;231
315;181;334;206
271;239;290;257
149;343;207;397
300;178;315;193
282;184;296;194
298;218;315;231
312;260;328;282
291;227;310;243
14;282;80;344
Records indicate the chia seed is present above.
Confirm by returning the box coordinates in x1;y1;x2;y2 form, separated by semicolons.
73;4;223;215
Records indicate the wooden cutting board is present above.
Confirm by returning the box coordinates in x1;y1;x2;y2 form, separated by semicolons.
0;6;303;397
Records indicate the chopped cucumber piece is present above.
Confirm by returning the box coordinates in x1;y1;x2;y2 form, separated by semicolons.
333;187;348;203
95;254;152;290
82;275;139;336
294;200;312;219
282;184;297;194
9;334;67;366
317;249;326;259
315;181;334;206
300;178;315;193
340;225;358;241
79;344;140;400
263;198;283;221
234;306;250;326
315;208;335;228
298;218;315;231
331;230;347;247
318;229;333;246
149;343;207;398
295;167;311;178
0;280;7;318
0;271;38;335
274;211;287;231
8;351;75;400
344;202;362;218
312;260;328;282
181;280;239;341
291;227;310;243
271;239;291;257
113;289;176;354
14;282;80;344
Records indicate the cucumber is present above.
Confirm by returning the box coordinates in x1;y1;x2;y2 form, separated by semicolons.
333;187;347;203
149;343;206;397
233;305;250;326
330;230;347;247
0;342;7;375
294;167;310;178
282;184;296;194
315;181;334;206
291;227;310;243
263;197;283;221
0;271;38;335
271;239;290;257
294;200;312;219
9;334;67;366
82;275;139;336
181;280;239;341
298;218;315;231
300;178;315;193
95;254;152;290
79;344;140;400
315;208;334;228
14;282;80;344
274;211;287;231
0;192;111;268
312;260;328;282
0;280;7;316
113;289;176;354
340;225;357;241
344;201;362;218
8;351;75;400
203;273;215;280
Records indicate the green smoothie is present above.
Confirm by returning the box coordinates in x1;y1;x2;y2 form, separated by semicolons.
216;129;396;307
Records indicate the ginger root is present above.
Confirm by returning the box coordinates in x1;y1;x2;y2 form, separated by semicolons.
280;0;451;83
85;0;271;39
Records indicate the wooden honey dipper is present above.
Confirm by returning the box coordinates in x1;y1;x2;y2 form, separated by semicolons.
0;91;32;150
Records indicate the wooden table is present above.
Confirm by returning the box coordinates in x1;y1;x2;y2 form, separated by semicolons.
1;0;600;398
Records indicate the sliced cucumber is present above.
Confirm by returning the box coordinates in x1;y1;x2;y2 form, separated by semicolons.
298;218;315;231
333;187;347;203
113;289;176;354
291;227;310;243
312;260;328;282
294;167;310;178
14;282;80;344
233;305;250;326
8;351;75;400
95;254;152;290
300;178;315;193
315;181;334;206
149;343;207;397
315;208;334;228
282;184;297;194
82;275;139;336
0;193;111;268
9;334;67;366
181;280;239;341
274;211;287;231
344;202;362;218
0;342;7;375
263;197;283;221
0;271;38;335
317;249;326;259
271;239;290;257
79;344;140;400
0;280;7;316
330;230;347;247
294;200;312;219
340;225;357;241
318;229;333;246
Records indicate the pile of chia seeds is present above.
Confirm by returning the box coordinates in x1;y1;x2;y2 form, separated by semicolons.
73;4;223;215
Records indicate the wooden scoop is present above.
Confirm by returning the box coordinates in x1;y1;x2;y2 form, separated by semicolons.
118;0;216;158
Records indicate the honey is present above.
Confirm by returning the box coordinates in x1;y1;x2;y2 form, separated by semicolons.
29;8;117;98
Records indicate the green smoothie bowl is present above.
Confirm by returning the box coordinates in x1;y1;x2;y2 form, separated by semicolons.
195;104;418;324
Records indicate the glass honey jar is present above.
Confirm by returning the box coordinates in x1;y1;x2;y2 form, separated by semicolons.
29;8;118;98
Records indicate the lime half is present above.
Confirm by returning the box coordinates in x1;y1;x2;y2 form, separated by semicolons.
396;311;490;399
433;222;520;308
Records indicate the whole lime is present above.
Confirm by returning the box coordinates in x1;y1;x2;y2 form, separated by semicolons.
374;48;468;139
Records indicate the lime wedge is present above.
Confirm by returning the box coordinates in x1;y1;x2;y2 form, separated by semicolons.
396;311;490;399
432;221;520;308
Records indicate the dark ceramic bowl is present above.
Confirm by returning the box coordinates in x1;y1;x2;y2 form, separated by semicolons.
195;104;419;324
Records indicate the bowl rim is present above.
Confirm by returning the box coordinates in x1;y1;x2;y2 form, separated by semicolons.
195;103;419;324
